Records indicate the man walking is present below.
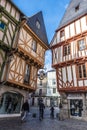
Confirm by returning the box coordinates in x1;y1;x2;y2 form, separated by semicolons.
21;99;29;122
39;98;45;120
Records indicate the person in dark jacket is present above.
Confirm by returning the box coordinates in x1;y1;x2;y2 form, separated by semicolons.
50;106;54;118
39;99;45;120
21;99;29;122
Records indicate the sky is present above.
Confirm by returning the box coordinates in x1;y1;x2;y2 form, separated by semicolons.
13;0;70;71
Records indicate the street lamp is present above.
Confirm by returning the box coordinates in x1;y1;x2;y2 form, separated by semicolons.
37;68;46;104
38;69;46;80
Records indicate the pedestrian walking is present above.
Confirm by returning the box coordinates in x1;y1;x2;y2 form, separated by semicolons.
50;106;54;118
21;99;29;122
39;99;45;120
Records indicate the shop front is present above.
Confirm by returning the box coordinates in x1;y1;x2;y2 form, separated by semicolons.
70;99;83;117
68;93;83;118
0;92;23;114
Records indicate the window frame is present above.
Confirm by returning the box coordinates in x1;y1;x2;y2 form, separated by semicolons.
77;63;87;79
53;88;56;93
32;39;37;52
60;29;65;38
52;79;56;85
0;20;6;31
36;20;41;29
63;44;71;56
24;64;31;84
77;38;86;51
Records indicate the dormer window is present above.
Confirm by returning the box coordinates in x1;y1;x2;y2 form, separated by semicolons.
60;30;65;38
36;20;40;29
60;29;65;41
75;4;79;12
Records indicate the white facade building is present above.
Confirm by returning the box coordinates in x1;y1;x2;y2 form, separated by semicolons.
46;70;60;107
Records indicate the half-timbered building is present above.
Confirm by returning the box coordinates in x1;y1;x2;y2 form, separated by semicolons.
50;0;87;120
0;0;49;117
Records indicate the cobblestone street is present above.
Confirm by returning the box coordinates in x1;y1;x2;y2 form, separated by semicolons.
0;107;87;130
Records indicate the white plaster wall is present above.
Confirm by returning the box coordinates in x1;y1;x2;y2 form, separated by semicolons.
84;80;87;86
78;81;83;87
65;26;69;39
9;23;14;38
6;2;11;13
70;23;75;37
67;66;72;82
75;20;81;34
57;31;60;43
81;16;87;32
0;31;4;41
16;12;20;21
11;7;15;18
72;65;77;87
0;0;6;7
60;46;63;62
62;67;66;86
2;16;8;23
71;42;74;58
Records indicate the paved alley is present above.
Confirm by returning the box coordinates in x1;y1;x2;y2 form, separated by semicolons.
0;107;87;130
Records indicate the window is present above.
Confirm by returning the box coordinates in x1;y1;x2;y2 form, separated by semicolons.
60;30;65;38
78;39;86;51
39;89;42;96
78;64;86;78
70;99;83;117
24;64;30;84
53;88;56;93
0;92;22;114
52;79;56;85
54;53;57;60
0;21;6;30
64;44;71;56
40;80;42;86
32;40;37;52
36;20;40;29
75;5;79;12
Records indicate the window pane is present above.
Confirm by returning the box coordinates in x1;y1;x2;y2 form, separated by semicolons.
64;46;67;55
64;44;70;56
0;21;6;30
32;40;37;52
78;65;82;78
53;88;56;93
24;64;30;84
52;79;56;85
60;30;64;37
78;39;86;51
68;45;70;54
82;64;86;78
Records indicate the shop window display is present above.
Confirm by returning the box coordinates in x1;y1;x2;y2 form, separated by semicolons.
70;99;83;117
0;92;23;114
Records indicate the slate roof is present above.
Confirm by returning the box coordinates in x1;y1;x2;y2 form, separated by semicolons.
27;11;49;46
57;0;87;30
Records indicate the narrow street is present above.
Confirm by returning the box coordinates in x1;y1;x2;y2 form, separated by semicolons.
0;107;87;130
